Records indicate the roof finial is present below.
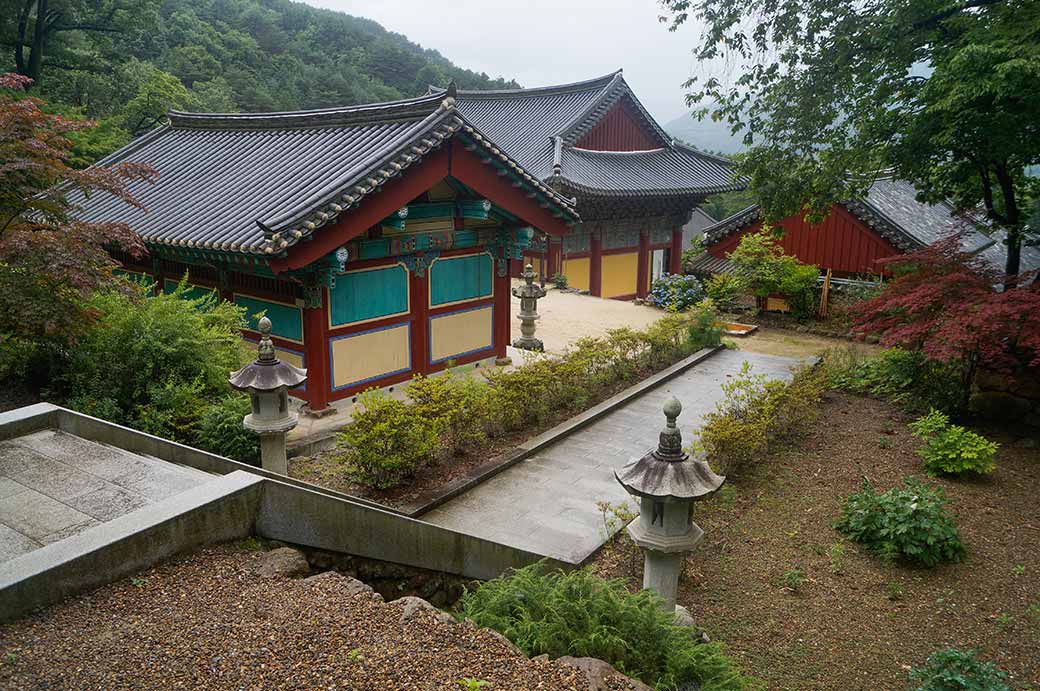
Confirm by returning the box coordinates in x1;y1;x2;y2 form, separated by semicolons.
257;316;276;363
655;396;686;462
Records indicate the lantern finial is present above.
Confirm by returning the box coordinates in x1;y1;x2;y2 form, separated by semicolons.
655;396;685;462
257;315;275;363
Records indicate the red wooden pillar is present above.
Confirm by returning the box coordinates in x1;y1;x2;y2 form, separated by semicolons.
590;233;603;296
494;265;511;358
636;230;650;298
410;269;430;375
302;291;331;412
669;229;683;274
547;240;562;279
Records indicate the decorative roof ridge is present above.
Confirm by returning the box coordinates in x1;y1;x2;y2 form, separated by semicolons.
558;176;743;199
556;74;673;149
168;91;447;130
567;146;669;156
440;70;623;99
701;204;763;246
844;196;925;252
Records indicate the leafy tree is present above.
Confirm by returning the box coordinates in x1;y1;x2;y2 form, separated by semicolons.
661;0;1040;281
4;0;159;85
0;73;154;346
853;237;1040;403
120;63;192;135
728;232;819;318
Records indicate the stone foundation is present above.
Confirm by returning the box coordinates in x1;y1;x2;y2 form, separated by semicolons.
970;366;1040;427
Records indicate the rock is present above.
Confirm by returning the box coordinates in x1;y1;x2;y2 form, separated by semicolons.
975;368;1013;392
969;391;1032;421
864;334;881;344
256;547;310;579
556;656;653;691
395;596;456;626
532;654;550;663
304;571;382;601
673;605;711;643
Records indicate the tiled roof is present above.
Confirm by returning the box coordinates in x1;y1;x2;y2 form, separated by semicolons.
558;145;739;197
444;71;738;198
72;92;577;256
700;177;1039;274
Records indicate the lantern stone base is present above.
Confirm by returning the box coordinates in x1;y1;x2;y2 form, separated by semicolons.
511;337;544;352
643;549;682;611
627;521;704;554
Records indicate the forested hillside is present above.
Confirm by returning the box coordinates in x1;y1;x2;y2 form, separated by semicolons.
0;0;518;164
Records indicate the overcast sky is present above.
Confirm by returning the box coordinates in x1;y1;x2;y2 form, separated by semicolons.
302;0;714;125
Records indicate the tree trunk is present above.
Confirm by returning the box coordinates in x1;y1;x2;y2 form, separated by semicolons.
994;162;1021;288
24;0;47;85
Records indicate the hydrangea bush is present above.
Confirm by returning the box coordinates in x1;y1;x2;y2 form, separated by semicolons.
648;273;706;312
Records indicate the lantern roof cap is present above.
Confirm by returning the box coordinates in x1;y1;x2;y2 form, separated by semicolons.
615;397;725;501
229;317;308;393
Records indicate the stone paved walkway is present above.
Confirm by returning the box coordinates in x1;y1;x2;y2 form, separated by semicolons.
422;349;807;563
0;430;214;563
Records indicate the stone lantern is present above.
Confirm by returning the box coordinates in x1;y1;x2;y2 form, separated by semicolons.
512;263;547;351
615;396;725;611
229;316;308;474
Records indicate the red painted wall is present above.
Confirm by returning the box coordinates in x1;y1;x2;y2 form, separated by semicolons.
708;204;901;276
575;99;662;151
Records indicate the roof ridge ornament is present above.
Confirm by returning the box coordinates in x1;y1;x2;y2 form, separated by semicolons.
654;397;686;462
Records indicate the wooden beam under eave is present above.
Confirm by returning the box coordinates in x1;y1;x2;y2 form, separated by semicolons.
447;140;573;237
267;148;451;274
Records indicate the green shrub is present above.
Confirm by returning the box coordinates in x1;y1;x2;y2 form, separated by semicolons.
727;232;819;319
132;378;209;443
53;282;246;428
822;347;966;413
196;395;260;465
460;564;758;691
406;373;488;456
552;272;568;289
695;362;826;475
687;299;724;350
909;410;999;477
834;479;966;567
704;273;748;310
908;649;1011;691
336;390;439;489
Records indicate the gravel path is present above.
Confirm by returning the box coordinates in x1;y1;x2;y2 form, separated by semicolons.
0;546;634;690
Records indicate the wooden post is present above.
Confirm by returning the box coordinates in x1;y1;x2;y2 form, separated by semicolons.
494;265;511;359
669;230;683;275
410;268;429;375
818;268;832;318
302;290;330;412
590;232;603;297
636;230;650;298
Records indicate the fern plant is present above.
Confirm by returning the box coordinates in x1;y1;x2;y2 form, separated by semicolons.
908;649;1011;691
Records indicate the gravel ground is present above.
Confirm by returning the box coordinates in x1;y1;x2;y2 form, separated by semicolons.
0;546;633;691
593;391;1040;690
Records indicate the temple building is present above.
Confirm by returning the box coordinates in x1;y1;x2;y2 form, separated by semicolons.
441;71;741;299
74;89;579;413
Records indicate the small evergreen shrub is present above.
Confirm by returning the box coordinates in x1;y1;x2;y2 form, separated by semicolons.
687;299;724;350
648;273;706;312
834;479;966;567
336;390;439;489
695;362;826;475
196;395;260;465
908;649;1011;691
552;272;568;289
909;410;999;477
460;564;758;691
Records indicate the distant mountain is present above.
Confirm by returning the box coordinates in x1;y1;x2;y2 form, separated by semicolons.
663;112;747;156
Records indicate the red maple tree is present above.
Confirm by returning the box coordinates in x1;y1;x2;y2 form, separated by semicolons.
0;73;156;343
854;236;1040;376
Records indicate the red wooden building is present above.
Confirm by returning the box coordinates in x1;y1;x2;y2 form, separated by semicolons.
695;177;1036;277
